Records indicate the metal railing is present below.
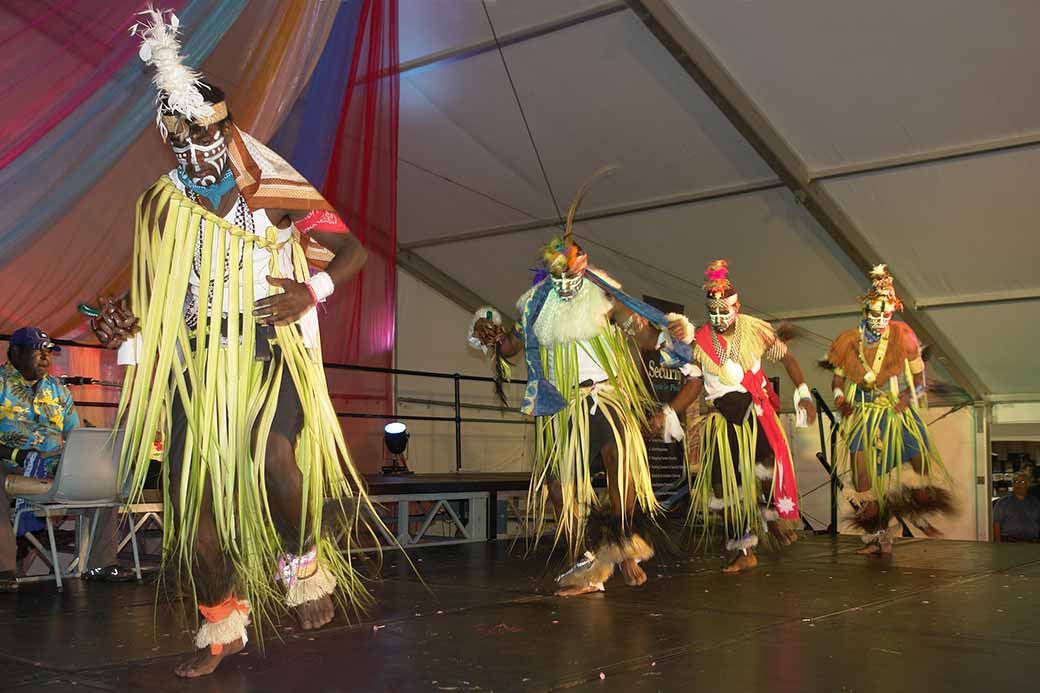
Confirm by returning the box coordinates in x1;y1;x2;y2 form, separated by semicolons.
811;388;841;534
325;362;530;471
17;334;533;473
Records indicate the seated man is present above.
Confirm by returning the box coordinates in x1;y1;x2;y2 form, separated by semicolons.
0;327;132;591
993;473;1040;542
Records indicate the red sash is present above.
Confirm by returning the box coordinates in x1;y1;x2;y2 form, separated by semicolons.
695;325;799;519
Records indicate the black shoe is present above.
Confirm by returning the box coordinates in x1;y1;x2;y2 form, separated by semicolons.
82;565;136;583
0;571;18;593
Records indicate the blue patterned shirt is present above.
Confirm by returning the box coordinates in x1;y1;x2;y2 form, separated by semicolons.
0;362;79;472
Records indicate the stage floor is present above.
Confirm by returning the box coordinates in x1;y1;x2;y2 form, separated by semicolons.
2;535;1038;692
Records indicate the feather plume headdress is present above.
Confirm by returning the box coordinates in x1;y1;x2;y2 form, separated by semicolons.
861;263;902;311
539;166;617;276
703;259;738;309
130;7;226;139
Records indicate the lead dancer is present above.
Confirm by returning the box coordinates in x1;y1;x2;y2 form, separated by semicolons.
91;10;384;677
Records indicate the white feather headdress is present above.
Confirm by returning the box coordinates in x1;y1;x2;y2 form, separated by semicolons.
130;7;217;139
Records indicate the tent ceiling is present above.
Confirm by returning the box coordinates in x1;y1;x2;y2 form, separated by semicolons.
926;302;1040;396
821;147;1040;301
666;0;1040;174
396;1;1040;400
399;0;620;64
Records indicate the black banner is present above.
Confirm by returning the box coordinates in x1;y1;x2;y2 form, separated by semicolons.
641;295;686;486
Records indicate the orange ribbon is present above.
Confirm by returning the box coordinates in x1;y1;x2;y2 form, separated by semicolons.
199;595;250;655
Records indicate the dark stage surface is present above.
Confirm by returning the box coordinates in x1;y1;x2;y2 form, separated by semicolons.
2;535;1039;692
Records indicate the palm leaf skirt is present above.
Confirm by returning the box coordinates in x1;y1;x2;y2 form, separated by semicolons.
116;177;386;632
527;327;659;557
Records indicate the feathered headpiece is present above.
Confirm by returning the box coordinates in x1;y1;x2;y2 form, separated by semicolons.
861;263;902;311
538;166;616;276
703;259;738;309
130;7;226;139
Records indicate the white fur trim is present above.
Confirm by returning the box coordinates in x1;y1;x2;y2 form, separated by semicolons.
468;306;502;353
755;463;775;480
708;495;740;511
726;534;759;551
286;564;336;608
891;464;929;489
859;527;895;545
759;507;779;523
844;488;877;504
664;312;695;344
195;601;250;651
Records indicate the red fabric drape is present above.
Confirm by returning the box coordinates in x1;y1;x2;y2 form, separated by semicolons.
319;0;399;466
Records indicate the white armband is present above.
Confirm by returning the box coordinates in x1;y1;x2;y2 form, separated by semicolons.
832;387;845;403
306;271;335;303
792;383;812;428
661;405;685;443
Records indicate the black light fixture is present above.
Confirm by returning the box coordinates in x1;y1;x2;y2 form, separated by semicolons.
382;421;413;475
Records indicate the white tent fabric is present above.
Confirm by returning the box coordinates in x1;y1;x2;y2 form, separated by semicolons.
396;1;1039;401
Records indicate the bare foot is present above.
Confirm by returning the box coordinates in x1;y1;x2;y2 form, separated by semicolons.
554;584;603;597
722;551;758;574
174;637;245;678
855;542;893;556
619;559;647;586
294;594;335;631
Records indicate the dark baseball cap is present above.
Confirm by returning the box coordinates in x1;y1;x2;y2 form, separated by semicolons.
9;327;61;353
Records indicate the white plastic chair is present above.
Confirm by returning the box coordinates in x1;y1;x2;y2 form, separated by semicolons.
11;428;141;590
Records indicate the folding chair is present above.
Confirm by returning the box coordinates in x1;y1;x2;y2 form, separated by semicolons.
11;428;141;590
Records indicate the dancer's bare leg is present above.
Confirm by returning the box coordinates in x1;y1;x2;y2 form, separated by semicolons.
173;488;242;678
903;453;944;537
555;442;646;596
265;431;334;631
601;443;646;587
851;451;893;556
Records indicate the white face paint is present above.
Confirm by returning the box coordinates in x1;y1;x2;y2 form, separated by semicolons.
550;271;585;301
708;306;737;333
865;300;893;336
707;294;739;333
170;128;228;186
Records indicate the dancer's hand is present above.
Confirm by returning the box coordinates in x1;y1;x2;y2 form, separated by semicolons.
838;398;854;418
894;392;911;413
665;316;693;343
472;318;505;348
91;295;139;349
255;277;314;326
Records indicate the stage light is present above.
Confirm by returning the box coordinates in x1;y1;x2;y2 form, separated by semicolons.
382;422;412;475
384;422;408;454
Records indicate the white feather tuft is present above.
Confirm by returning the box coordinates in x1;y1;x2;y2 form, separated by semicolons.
130;6;213;138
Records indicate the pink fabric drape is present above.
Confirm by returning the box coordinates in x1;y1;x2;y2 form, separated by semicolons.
317;0;399;466
0;1;185;168
0;2;329;336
